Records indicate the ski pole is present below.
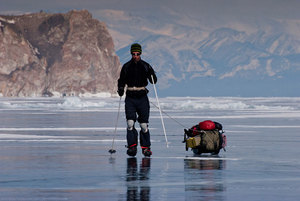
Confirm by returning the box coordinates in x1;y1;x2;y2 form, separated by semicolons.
151;75;169;148
109;96;122;154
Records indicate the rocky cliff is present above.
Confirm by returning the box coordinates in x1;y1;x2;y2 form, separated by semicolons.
0;10;121;97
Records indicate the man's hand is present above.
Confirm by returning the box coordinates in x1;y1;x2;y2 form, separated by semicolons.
149;71;157;84
117;87;124;96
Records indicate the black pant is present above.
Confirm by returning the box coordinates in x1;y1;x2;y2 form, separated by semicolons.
125;95;151;148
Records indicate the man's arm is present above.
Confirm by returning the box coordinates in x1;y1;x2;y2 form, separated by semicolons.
117;67;126;96
148;65;157;84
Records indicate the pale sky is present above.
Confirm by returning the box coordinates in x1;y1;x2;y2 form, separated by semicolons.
1;0;299;21
2;0;299;40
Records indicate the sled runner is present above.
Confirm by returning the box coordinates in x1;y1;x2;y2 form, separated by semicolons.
183;120;227;155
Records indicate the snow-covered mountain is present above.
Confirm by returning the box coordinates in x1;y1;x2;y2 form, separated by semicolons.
1;0;300;97
94;6;300;97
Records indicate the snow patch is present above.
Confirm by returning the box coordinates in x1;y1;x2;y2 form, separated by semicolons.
266;59;276;76
59;96;109;109
0;97;298;112
0;16;15;24
219;59;260;79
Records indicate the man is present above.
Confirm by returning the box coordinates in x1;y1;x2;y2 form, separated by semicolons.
117;43;157;157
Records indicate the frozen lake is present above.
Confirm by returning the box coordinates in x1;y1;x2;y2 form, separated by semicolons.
0;96;299;201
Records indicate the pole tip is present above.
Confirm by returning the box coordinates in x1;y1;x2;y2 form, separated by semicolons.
108;149;116;154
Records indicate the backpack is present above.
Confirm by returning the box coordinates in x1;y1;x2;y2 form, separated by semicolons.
184;120;226;155
185;120;223;137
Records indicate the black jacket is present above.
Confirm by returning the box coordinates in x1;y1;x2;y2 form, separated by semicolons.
118;59;157;98
118;58;157;89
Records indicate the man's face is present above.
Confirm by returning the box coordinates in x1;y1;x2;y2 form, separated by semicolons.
131;52;141;62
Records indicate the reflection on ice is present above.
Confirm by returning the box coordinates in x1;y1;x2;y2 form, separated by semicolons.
126;158;151;201
185;156;226;170
184;158;226;201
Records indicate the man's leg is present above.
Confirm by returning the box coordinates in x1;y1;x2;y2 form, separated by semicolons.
139;123;152;157
127;120;138;145
137;96;152;156
125;97;138;156
126;120;138;156
139;123;151;147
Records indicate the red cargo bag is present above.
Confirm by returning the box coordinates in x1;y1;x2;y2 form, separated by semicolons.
199;120;215;130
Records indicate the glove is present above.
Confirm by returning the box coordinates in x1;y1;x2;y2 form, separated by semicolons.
150;72;157;84
117;87;124;96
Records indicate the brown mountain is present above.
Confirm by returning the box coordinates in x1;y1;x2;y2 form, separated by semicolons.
0;10;121;97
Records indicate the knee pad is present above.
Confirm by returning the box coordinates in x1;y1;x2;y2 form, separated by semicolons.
140;123;148;133
127;120;135;130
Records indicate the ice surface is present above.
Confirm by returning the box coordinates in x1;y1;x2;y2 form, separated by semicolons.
0;97;299;200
